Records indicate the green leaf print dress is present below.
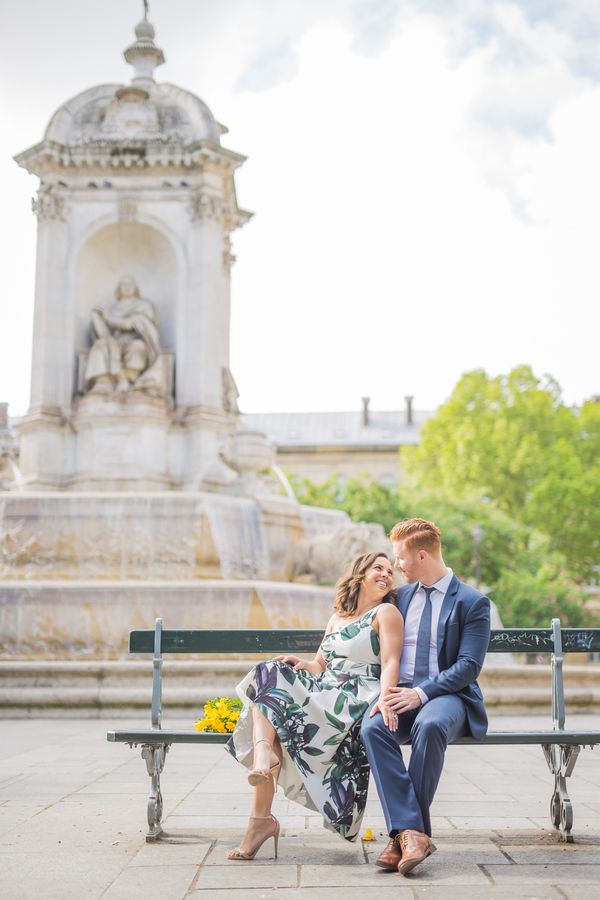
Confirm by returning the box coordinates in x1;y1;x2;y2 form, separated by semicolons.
227;606;383;842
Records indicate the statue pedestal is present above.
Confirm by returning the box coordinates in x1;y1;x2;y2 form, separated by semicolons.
69;393;172;490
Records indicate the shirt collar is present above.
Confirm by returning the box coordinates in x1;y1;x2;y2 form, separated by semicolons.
419;567;453;596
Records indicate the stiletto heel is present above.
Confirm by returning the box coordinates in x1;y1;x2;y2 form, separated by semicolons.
270;759;281;788
248;739;281;787
227;815;280;861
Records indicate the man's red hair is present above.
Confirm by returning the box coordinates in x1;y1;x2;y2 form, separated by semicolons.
389;518;441;553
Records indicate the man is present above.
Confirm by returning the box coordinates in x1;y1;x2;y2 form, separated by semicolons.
361;517;490;875
84;275;164;397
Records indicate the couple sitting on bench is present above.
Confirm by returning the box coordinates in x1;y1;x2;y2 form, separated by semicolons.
227;516;491;876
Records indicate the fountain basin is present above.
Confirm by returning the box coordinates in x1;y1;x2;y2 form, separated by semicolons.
0;492;349;581
0;579;336;658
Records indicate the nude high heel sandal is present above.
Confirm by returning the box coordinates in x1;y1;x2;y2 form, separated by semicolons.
227;814;280;860
248;739;281;787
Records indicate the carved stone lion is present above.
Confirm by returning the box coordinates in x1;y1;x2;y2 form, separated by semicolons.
294;521;391;585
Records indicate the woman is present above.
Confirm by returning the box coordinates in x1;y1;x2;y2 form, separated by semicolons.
226;551;404;859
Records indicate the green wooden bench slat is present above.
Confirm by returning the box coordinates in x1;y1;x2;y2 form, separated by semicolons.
107;729;600;746
129;629;323;654
129;627;600;655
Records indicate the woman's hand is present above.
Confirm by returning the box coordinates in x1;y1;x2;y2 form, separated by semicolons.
370;697;398;732
274;655;323;674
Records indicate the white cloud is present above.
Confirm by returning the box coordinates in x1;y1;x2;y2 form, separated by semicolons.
1;0;599;419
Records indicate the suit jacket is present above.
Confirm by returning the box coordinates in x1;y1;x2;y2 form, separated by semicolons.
394;575;491;739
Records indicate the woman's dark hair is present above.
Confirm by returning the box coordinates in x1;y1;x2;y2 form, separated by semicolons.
333;552;393;617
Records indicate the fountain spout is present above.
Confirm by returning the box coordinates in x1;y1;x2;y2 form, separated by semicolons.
270;463;296;501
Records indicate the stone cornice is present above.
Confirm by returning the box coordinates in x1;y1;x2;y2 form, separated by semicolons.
14;138;247;177
171;404;233;431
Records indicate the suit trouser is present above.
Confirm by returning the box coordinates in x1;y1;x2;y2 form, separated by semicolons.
361;694;468;836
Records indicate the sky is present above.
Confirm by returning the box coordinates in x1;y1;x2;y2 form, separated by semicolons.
1;0;599;417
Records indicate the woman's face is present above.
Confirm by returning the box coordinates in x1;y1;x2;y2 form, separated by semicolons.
362;556;394;601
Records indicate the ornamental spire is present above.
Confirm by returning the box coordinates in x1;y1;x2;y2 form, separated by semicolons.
123;2;165;90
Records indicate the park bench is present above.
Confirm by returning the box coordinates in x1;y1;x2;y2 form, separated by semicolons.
107;618;600;843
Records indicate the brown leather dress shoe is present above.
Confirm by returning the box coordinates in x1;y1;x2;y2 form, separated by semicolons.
397;829;437;875
375;834;402;870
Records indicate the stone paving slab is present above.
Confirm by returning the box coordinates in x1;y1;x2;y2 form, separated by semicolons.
103;864;201;899
189;890;415;899
0;715;599;899
486;864;600;883
193;863;299;889
129;841;213;867
413;889;563;899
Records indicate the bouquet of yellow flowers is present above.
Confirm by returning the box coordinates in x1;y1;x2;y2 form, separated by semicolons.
194;696;242;734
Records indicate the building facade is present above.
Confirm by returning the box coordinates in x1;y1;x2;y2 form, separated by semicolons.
243;397;433;485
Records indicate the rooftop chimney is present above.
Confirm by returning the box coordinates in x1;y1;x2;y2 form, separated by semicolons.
404;395;414;426
362;396;370;427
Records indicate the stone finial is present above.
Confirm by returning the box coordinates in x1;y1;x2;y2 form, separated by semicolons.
123;7;165;90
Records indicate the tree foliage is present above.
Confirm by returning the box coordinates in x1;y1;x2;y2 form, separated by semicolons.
293;361;600;627
403;366;600;581
295;474;591;627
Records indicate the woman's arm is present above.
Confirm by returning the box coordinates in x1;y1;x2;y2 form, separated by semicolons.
274;614;336;674
372;604;404;730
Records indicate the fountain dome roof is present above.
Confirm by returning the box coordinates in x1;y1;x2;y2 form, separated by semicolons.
43;81;224;148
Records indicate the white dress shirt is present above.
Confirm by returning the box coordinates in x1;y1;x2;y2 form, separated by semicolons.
399;568;454;705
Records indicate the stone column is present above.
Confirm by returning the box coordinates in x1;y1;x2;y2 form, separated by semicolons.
174;188;233;485
28;189;73;414
179;189;229;412
18;188;74;488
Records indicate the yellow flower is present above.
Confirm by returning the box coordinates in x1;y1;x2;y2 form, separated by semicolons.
195;696;243;733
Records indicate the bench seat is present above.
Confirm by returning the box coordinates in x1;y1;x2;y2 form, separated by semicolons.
108;729;600;747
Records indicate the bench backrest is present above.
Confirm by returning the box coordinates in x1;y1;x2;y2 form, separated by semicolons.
131;619;600;733
129;625;600;655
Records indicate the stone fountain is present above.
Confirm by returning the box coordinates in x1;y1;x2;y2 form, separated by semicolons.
0;11;387;674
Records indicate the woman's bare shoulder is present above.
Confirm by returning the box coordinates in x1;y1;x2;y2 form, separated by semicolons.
324;613;339;635
375;602;403;629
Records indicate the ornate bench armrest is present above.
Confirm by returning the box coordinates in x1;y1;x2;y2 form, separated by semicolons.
151;617;163;730
551;617;565;731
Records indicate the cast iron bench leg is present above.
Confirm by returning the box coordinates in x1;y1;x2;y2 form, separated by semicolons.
141;743;170;842
543;743;581;842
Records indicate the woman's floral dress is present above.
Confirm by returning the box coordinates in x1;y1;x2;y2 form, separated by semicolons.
226;607;382;842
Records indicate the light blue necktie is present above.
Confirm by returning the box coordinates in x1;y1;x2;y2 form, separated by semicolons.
412;587;435;686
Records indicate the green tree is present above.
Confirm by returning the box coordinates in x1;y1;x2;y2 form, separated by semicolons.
292;474;405;535
492;561;589;628
403;366;600;581
294;474;595;627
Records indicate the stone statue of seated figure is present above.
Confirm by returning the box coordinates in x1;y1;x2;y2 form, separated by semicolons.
84;275;166;398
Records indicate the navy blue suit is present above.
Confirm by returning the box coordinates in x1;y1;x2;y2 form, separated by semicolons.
361;575;491;835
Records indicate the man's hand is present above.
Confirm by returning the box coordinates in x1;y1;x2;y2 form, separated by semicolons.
382;686;423;714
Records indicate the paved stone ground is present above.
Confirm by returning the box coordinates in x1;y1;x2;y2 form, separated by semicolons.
0;714;599;899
